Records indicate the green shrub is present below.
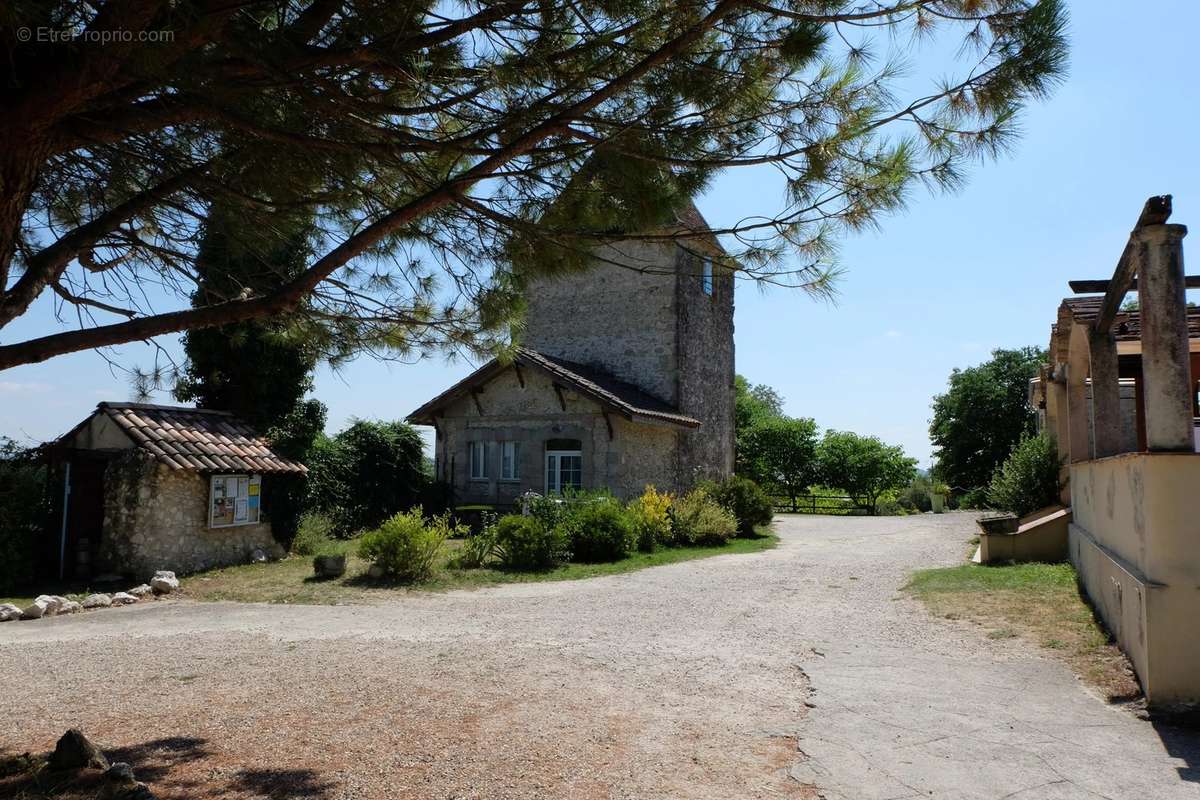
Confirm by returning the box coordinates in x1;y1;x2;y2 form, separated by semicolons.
561;499;637;563
670;489;737;546
290;512;336;556
493;514;569;570
0;437;45;594
359;508;458;583
305;421;428;535
957;487;991;510
896;476;933;513
986;433;1061;517
521;493;569;531
628;485;674;551
454;523;500;569
702;476;773;536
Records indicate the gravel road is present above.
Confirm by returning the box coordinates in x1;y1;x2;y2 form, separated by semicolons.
2;514;1197;799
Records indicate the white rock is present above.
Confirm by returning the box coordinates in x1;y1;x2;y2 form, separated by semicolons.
59;600;82;614
34;594;63;615
0;603;23;621
20;599;49;620
82;593;112;609
110;592;138;605
128;584;153;598
151;572;179;594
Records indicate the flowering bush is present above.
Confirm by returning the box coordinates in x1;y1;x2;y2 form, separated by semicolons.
627;485;674;550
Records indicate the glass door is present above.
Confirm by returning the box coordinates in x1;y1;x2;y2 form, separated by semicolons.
545;450;582;495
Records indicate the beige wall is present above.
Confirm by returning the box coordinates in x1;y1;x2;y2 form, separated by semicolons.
69;414;135;451
434;364;684;503
1069;453;1200;705
978;508;1069;564
101;456;282;578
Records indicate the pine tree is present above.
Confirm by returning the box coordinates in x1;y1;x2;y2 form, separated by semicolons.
0;1;1069;371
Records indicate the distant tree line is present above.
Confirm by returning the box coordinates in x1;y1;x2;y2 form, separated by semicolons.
734;376;916;514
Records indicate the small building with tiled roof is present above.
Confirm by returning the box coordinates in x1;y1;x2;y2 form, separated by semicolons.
47;402;306;579
408;203;734;504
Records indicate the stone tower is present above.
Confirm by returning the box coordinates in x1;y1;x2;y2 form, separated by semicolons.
521;204;735;483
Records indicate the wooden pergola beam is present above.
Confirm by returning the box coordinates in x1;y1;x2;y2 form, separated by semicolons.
1069;275;1200;294
1092;195;1173;334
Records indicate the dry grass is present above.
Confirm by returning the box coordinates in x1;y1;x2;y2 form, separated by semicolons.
905;562;1141;702
180;532;778;605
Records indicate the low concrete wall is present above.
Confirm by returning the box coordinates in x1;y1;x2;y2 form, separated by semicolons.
978;508;1069;564
1069;453;1200;706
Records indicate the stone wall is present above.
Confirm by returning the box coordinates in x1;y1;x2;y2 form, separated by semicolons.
521;239;735;485
675;246;736;481
522;241;679;404
100;454;283;578
435;364;682;503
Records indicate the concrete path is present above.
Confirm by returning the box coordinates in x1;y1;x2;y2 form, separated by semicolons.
780;514;1200;800
2;514;1198;798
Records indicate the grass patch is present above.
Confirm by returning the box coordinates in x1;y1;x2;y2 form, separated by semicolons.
181;530;778;605
905;562;1140;702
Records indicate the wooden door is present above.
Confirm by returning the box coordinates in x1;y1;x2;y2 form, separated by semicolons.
64;457;106;579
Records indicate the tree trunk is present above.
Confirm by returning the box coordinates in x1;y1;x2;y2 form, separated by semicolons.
0;135;48;324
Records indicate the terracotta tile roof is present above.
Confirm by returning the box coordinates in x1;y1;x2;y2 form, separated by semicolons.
407;347;701;429
95;402;307;473
1059;296;1200;341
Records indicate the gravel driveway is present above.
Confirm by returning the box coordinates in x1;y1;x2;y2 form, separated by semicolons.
2;514;1198;799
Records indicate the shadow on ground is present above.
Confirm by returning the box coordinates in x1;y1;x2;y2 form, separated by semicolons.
1153;720;1200;783
0;736;337;799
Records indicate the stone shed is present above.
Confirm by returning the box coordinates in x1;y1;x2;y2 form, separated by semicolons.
48;402;306;580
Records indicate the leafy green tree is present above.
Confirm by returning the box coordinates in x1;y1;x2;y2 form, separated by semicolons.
306;420;427;534
986;433;1061;516
0;437;47;593
735;375;785;433
929;347;1046;495
172;201;325;542
740;416;820;511
734;375;819;508
0;1;1067;372
818;430;917;514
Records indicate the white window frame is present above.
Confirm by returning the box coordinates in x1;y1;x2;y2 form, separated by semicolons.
209;473;262;529
469;441;489;480
500;441;521;481
545;449;583;495
702;257;714;296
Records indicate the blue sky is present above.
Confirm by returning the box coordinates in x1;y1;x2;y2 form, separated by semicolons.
3;1;1198;467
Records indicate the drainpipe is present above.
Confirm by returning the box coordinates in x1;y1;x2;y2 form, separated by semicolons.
58;462;71;580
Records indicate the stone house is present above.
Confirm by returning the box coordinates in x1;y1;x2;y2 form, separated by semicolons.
48;402;306;580
408;203;735;504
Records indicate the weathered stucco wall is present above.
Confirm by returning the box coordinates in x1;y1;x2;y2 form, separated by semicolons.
101;455;282;578
675;246;735;481
522;241;679;404
1069;453;1200;705
434;364;682;503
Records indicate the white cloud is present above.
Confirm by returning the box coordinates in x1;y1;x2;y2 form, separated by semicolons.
0;381;52;395
884;330;903;338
